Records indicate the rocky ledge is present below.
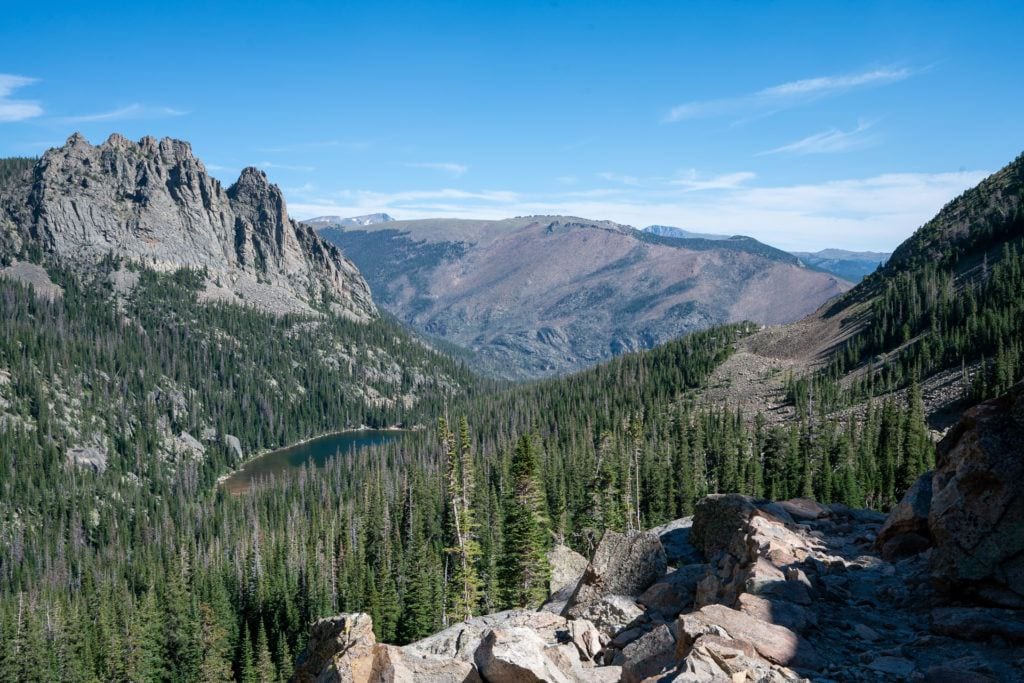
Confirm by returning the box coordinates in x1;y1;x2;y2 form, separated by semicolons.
295;384;1024;682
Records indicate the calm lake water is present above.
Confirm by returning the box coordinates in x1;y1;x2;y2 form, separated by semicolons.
220;430;403;494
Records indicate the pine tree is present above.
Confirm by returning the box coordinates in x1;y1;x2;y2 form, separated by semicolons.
238;621;256;683
440;417;482;624
255;621;277;683
198;604;234;682
500;435;551;608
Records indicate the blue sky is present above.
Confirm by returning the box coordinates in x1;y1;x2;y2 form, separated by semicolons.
1;1;1021;251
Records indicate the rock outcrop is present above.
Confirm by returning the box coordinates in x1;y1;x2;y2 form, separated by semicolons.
877;380;1024;608
929;380;1024;608
299;488;1024;681
9;133;375;318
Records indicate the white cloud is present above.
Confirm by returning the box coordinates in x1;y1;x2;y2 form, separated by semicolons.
259;161;315;172
669;170;757;191
0;74;43;122
404;162;468;178
663;66;913;123
61;104;188;123
257;140;373;153
287;168;987;252
758;120;879;156
598;172;641;185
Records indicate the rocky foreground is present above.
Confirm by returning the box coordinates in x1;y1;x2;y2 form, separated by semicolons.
293;384;1024;682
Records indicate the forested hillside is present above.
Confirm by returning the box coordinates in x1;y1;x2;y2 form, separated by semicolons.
784;154;1024;416
0;308;933;680
2;148;1020;682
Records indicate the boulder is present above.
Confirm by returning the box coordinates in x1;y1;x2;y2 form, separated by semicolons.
564;618;606;661
637;564;707;619
690;495;795;559
543;544;589;614
735;593;816;633
549;544;589;595
565;530;666;620
876;472;933;561
647;516;702;565
472;627;573;683
777;498;830;522
620;624;677;683
677;604;820;669
677;634;806;683
372;645;481;683
292;613;377;683
929;606;1024;642
928;381;1024;608
405;610;567;663
567;594;644;638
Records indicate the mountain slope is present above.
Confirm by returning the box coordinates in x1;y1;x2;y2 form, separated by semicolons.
704;151;1024;427
0;133;374;319
0;136;478;478
319;215;851;378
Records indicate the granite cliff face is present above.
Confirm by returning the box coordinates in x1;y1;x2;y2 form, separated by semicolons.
6;133;374;318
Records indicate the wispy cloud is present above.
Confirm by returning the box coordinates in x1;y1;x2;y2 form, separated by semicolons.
758;120;879;156
61;104;188;123
259;161;315;172
257;140;373;153
663;66;913;123
598;171;641;185
668;170;756;191
286;168;986;252
0;74;43;122
404;162;468;178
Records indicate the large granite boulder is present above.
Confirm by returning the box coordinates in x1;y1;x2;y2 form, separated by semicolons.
404;610;567;663
928;381;1024;607
292;613;378;683
677;604;821;670
690;495;814;608
549;544;589;595
564;530;667;620
690;495;795;559
473;627;573;683
373;646;480;683
876;473;933;561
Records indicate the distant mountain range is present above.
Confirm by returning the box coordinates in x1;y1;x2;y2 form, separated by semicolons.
792;249;889;282
311;215;850;378
302;213;395;228
642;225;890;281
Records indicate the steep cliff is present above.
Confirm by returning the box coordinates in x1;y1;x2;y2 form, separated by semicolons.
2;133;374;319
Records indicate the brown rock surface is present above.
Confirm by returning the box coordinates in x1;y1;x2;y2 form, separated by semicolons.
929;380;1024;607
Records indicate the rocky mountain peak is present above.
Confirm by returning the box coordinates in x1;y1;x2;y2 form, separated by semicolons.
12;133;375;319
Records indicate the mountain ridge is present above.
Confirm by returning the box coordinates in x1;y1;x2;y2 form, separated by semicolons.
0;133;375;319
318;214;851;378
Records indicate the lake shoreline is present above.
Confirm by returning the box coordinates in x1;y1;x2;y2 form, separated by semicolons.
216;424;414;491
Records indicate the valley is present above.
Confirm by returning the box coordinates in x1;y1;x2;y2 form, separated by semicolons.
315;215;851;379
0;136;1021;683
